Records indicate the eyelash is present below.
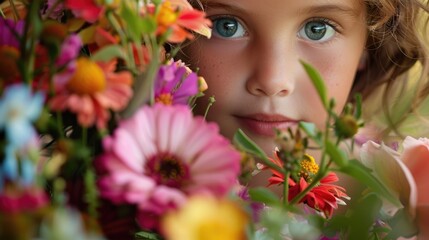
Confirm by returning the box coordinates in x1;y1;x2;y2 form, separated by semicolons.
305;17;340;33
209;15;249;38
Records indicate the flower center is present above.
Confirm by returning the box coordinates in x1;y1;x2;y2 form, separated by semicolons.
299;154;319;181
66;58;106;95
148;154;189;187
157;1;178;27
0;46;20;81
155;93;173;105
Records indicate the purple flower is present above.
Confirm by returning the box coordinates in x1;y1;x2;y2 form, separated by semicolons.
55;34;82;67
0;18;24;48
154;60;198;105
237;186;265;222
41;0;65;20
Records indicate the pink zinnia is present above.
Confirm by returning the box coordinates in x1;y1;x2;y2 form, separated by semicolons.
96;104;241;230
49;58;133;129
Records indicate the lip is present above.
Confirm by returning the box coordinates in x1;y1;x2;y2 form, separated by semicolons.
235;113;299;137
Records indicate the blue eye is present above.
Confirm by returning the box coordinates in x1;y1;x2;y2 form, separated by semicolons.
298;20;336;42
212;16;247;39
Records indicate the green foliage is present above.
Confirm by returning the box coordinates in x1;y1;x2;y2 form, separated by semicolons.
339;160;401;207
91;45;127;62
325;140;348;167
248;187;280;205
233;129;267;160
135;231;164;240
300;60;329;110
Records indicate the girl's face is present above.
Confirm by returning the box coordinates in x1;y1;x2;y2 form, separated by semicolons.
183;0;367;154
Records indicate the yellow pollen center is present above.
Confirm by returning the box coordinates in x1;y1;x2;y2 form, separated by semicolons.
299;154;319;181
156;93;173;105
66;58;106;95
157;1;178;26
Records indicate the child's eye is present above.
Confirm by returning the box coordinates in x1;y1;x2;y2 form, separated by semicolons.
211;16;247;39
298;19;337;43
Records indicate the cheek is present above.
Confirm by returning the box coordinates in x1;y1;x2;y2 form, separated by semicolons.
306;49;359;112
183;40;248;98
181;41;242;114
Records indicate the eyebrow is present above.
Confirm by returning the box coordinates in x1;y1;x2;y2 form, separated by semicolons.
300;4;362;18
202;2;246;15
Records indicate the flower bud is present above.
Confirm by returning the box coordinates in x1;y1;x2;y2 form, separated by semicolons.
335;114;359;139
0;46;20;81
41;21;68;45
274;129;295;152
198;76;208;92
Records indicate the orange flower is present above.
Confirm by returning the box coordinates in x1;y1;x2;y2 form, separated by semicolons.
49;57;133;129
155;0;211;43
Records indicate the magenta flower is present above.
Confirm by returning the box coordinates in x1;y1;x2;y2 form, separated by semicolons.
154;60;198;105
0;187;48;213
0;18;24;48
96;104;241;230
55;34;82;68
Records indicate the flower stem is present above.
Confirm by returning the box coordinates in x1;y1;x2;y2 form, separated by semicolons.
203;96;216;119
283;172;290;206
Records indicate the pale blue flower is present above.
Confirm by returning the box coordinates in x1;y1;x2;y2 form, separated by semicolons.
0;84;44;148
1;142;37;190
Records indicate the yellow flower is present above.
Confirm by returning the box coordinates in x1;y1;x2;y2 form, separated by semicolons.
162;196;249;240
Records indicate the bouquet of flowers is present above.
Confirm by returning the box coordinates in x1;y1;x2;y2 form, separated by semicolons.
0;0;428;239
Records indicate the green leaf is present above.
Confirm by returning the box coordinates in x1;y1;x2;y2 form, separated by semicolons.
347;193;383;240
140;17;157;34
248;187;280;205
120;3;143;40
90;45;127;62
339;160;401;206
385;208;419;239
300;60;329;110
325;140;348;167
233;129;267;160
298;121;322;145
135;231;163;240
354;94;362;119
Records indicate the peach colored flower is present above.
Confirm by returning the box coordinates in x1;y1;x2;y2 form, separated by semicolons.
49;57;133;129
360;137;429;239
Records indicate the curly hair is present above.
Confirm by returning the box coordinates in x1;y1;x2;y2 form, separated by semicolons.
356;0;429;134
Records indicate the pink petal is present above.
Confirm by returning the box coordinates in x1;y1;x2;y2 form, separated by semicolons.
112;128;145;172
402;136;429;205
360;141;417;216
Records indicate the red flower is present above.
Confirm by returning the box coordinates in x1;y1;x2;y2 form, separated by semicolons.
288;173;349;218
65;0;103;23
264;151;349;218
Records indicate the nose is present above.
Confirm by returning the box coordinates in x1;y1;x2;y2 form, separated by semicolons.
246;39;297;97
